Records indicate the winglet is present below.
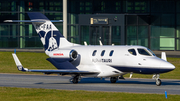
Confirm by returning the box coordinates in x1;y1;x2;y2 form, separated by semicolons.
12;53;28;72
161;52;167;61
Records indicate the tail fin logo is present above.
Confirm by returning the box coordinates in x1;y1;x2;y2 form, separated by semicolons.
38;30;59;51
48;31;58;51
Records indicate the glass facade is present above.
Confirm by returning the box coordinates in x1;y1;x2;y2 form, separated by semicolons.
0;0;63;48
0;0;180;50
126;15;149;47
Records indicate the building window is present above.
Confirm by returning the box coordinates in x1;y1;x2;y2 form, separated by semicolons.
28;2;33;11
126;15;149;48
126;1;149;13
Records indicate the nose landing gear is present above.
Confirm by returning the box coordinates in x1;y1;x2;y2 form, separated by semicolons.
152;74;161;86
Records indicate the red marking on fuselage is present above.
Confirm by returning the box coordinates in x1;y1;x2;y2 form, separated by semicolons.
53;53;64;56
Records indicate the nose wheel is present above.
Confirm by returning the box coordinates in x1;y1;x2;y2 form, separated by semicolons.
152;74;161;86
156;79;161;86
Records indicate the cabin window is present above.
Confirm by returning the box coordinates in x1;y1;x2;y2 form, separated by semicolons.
101;50;105;56
92;50;97;56
137;48;151;56
128;49;136;56
109;50;114;56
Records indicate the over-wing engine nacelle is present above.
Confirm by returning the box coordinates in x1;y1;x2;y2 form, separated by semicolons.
48;49;78;62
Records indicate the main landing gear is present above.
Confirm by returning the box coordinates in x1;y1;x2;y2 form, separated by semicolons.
110;77;118;83
70;75;81;84
152;74;161;86
110;76;124;83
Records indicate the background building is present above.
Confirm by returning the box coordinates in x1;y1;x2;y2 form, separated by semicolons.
0;0;180;51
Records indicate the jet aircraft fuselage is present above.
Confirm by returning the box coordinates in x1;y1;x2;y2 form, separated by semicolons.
47;45;175;78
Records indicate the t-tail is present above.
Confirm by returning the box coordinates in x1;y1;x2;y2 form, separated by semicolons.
27;12;76;53
4;12;80;54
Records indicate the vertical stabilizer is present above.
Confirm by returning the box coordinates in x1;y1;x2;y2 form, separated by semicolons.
27;12;73;53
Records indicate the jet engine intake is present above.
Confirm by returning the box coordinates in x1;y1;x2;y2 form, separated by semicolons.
69;50;78;61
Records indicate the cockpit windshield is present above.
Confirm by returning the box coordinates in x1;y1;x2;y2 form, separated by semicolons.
137;48;152;56
147;48;156;56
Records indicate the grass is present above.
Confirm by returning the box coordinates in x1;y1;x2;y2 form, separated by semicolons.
0;51;56;74
0;87;179;101
0;51;179;79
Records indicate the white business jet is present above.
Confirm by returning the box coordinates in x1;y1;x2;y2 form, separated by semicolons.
7;12;175;86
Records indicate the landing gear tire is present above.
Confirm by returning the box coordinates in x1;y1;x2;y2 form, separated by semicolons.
72;77;78;84
153;74;161;86
110;77;117;83
156;79;161;86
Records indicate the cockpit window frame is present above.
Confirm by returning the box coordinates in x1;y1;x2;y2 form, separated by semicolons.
128;49;137;56
92;50;97;56
137;48;152;56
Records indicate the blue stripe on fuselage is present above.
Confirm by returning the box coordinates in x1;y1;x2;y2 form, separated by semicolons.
110;66;173;74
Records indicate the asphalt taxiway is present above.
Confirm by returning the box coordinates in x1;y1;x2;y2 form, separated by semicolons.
0;74;179;94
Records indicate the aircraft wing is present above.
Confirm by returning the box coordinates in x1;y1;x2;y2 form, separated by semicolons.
12;53;99;75
28;69;98;75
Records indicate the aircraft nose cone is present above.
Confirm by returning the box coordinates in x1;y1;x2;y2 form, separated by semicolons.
164;62;175;69
160;61;175;72
170;64;175;70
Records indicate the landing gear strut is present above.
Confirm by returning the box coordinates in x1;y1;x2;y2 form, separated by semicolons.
152;74;161;86
71;75;81;84
110;77;118;83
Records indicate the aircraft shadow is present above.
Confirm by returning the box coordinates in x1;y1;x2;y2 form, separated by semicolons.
34;78;180;86
80;78;180;86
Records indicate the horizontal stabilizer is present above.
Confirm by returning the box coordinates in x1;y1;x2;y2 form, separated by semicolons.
4;20;45;23
4;20;63;23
